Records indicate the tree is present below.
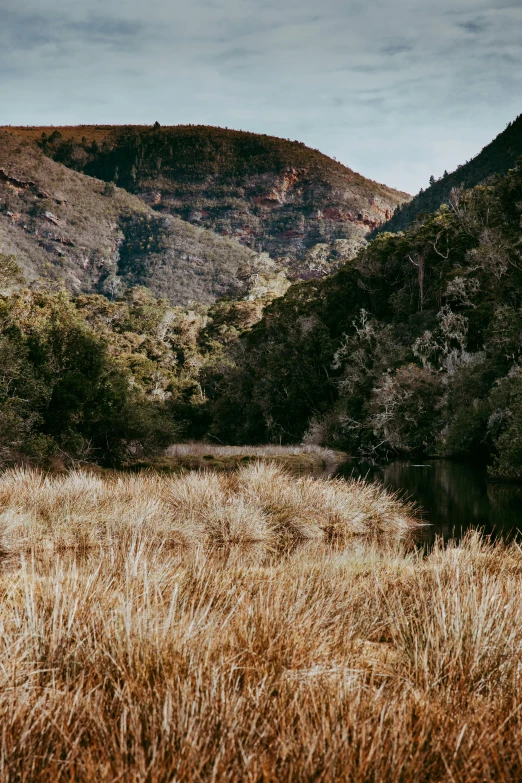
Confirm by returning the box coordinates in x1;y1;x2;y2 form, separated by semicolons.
0;292;178;465
0;254;24;290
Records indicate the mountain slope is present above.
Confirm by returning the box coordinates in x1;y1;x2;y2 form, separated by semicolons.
0;131;285;305
377;113;522;234
4;125;410;277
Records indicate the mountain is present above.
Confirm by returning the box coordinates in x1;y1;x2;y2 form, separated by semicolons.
3;125;410;278
0;131;287;305
377;113;522;234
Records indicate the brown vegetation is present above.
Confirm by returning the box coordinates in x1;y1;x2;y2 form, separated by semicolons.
0;466;521;780
154;443;347;475
0;131;279;305
6;124;410;273
0;463;415;551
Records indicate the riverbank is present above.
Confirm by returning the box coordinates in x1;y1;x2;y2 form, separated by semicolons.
0;462;416;553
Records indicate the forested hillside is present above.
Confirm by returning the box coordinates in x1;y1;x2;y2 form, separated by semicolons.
206;161;522;479
3;123;522;480
378;113;522;234
0;131;284;305
10;124;410;277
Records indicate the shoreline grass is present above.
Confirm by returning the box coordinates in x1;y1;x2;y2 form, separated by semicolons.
2;466;521;781
0;462;416;553
137;443;350;477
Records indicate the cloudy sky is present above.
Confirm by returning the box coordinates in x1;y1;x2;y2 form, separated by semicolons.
1;0;521;193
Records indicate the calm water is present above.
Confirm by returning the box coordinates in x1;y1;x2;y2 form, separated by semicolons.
337;460;522;545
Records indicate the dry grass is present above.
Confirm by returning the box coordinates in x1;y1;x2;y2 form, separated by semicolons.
159;443;348;476
1;467;521;781
166;443;339;459
0;463;415;552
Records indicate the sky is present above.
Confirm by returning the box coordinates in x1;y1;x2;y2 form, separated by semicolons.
1;0;521;194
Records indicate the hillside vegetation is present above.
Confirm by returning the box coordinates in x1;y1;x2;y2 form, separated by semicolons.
4;156;520;478
207;160;522;479
10;124;410;275
0;278;271;466
379;113;522;234
0;131;284;305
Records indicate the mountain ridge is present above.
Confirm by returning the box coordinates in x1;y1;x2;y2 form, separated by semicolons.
376;113;522;234
0;130;288;305
2;124;410;278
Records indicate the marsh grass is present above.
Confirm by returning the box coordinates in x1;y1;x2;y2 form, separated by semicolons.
155;443;348;476
0;466;521;781
0;462;414;552
166;443;340;459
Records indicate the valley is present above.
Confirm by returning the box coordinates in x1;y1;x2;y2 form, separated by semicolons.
2;0;522;778
1;118;521;482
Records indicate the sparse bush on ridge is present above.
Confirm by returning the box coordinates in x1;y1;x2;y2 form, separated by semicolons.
376;112;522;234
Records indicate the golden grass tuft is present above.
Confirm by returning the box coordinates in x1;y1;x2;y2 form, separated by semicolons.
0;462;417;553
2;466;521;780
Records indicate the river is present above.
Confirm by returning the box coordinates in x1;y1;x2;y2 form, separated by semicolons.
337;459;522;545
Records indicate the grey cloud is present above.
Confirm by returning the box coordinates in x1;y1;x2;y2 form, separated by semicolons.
457;18;489;33
381;43;413;55
0;9;148;53
213;47;256;63
67;16;144;44
0;11;56;49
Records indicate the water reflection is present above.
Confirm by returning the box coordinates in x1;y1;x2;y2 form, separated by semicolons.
338;460;522;544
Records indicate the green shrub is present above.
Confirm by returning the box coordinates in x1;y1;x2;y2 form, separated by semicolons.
0;291;178;465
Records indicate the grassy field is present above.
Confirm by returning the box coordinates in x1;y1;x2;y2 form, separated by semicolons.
1;465;521;781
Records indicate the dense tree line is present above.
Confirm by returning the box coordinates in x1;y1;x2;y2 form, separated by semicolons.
205;162;522;479
2;160;522;480
0;273;255;466
0;289;178;465
38;125;363;189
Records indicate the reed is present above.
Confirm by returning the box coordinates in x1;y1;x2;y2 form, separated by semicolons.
0;462;417;552
1;467;520;781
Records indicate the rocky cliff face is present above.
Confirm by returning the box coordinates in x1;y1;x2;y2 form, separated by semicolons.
0;131;285;305
15;125;410;279
147;166;401;272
